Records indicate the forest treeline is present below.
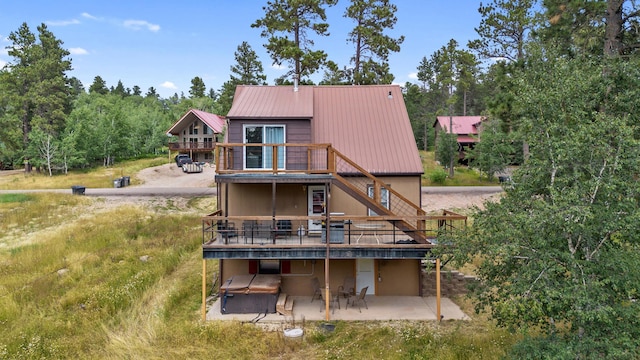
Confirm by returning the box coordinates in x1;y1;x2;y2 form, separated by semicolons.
0;0;638;178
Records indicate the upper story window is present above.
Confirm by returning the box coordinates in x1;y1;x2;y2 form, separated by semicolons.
203;124;213;135
367;185;389;216
244;125;285;169
189;123;199;135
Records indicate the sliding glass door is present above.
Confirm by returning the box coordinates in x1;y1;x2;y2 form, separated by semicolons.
244;125;285;169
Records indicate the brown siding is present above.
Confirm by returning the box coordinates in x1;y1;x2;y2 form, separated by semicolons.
221;259;419;296
223;183;308;217
227;119;311;170
376;259;420;296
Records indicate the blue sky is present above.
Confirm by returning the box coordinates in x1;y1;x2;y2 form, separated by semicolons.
0;1;483;98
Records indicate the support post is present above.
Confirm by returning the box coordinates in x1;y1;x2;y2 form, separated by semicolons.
202;259;207;322
324;183;331;321
436;258;441;323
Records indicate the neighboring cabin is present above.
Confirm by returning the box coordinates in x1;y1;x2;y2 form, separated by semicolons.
433;116;486;161
201;85;466;318
167;109;226;163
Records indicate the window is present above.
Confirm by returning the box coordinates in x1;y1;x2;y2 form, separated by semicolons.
259;260;280;274
367;184;389;216
203;124;213;135
244;125;285;169
249;260;291;274
189;123;199;135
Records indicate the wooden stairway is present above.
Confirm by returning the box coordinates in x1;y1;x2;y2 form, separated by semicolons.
329;148;428;243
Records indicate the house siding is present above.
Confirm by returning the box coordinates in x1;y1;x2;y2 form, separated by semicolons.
219;259;419;296
226;119;311;170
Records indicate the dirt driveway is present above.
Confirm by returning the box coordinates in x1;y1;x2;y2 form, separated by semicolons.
135;163;216;188
134;164;501;214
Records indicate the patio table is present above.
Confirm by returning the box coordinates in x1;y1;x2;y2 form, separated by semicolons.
354;222;384;244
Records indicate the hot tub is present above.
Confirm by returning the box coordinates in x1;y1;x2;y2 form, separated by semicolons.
220;274;281;314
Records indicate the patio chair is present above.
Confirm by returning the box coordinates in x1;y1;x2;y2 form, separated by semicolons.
217;221;237;243
347;286;368;312
310;277;322;303
337;276;356;299
319;288;340;313
275;219;292;238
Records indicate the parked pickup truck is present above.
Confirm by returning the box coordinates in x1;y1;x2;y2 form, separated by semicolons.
182;162;203;173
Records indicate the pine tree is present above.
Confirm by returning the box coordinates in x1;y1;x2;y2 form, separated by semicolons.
3;22;72;154
219;42;267;114
252;0;337;82
89;76;109;95
189;76;206;98
345;0;404;84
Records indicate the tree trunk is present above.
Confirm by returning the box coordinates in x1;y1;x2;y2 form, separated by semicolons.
604;0;624;57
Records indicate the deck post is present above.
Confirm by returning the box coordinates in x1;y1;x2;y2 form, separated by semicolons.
325;183;331;321
202;259;207;321
436;258;441;323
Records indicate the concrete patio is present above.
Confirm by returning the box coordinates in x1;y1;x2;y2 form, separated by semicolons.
206;295;470;322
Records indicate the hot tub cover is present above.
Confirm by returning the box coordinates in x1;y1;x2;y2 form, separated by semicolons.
220;274;282;314
220;274;281;294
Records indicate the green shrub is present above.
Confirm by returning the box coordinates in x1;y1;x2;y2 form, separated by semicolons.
429;169;447;184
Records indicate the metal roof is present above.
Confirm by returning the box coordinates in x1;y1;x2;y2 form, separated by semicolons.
226;85;314;119
312;85;423;174
227;85;423;175
434;116;485;135
167;109;226;135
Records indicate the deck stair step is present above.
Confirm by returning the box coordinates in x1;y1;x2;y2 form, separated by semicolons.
276;293;294;316
284;296;294;316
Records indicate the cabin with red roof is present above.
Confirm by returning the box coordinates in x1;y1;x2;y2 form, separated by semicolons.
167;109;226;163
201;85;466;319
433;116;486;161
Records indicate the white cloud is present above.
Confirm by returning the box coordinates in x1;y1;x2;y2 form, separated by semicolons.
160;81;177;89
271;63;286;70
0;59;7;69
123;20;160;32
81;13;98;20
408;72;418;80
46;19;80;26
69;47;88;55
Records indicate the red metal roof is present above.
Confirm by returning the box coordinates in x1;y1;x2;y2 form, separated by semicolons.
227;85;423;175
434;116;485;135
312;85;422;174
226;85;314;119
167;109;226;135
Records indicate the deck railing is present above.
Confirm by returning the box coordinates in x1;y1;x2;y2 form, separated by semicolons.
202;212;467;246
214;143;433;242
169;142;215;151
215;143;333;174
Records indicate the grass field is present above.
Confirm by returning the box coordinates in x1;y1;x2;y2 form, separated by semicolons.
0;157;169;190
0;158;517;359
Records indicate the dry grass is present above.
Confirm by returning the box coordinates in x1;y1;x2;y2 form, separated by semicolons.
0;159;517;359
0;157;168;190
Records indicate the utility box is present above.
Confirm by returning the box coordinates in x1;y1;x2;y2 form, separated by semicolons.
321;212;345;244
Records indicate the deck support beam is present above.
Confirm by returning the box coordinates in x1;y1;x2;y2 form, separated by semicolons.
436;258;441;323
202;259;207;322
